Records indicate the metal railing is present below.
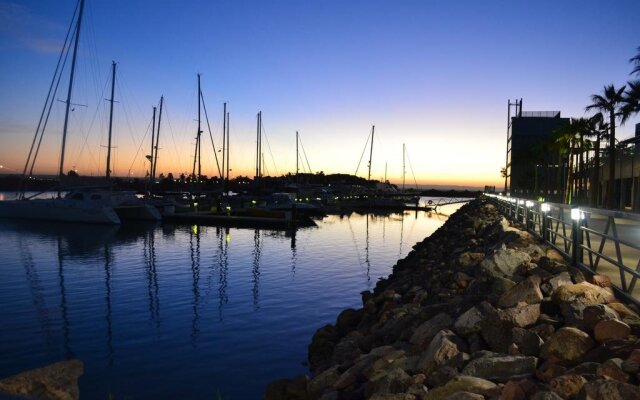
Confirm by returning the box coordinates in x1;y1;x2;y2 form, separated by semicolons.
483;194;640;303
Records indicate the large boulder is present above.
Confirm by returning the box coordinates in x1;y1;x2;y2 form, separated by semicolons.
410;312;454;348
498;275;544;308
0;360;84;400
549;374;587;399
577;379;640;399
593;319;631;343
424;375;498;400
480;246;531;278
552;282;615;306
417;330;464;375
461;354;537;381
542;327;595;365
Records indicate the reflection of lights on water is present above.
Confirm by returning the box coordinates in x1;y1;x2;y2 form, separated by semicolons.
225;233;231;243
191;225;198;235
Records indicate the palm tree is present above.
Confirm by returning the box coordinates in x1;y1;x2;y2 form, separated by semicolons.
581;113;608;207
630;46;640;76
621;80;640;123
586;84;626;208
552;122;579;204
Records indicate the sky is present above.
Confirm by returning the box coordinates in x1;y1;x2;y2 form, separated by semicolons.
0;0;639;189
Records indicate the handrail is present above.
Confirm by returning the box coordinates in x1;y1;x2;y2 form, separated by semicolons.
483;193;640;303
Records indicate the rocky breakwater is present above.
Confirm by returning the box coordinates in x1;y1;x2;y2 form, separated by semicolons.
265;198;640;400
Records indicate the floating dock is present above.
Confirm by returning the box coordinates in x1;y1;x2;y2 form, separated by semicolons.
163;211;316;229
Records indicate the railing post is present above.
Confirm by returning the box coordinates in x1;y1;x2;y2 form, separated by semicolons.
571;208;584;266
525;201;533;231
541;203;550;243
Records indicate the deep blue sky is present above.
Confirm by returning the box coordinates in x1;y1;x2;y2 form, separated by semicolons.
1;0;639;186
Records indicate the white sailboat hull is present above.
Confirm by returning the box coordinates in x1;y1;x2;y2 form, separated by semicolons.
0;198;121;225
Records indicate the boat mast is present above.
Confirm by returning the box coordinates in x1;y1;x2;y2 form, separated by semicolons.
149;106;156;187
105;61;116;178
152;96;163;181
221;102;227;182
402;143;406;191
192;73;202;181
256;111;262;180
367;125;375;181
226;111;230;188
296;131;299;179
58;0;85;195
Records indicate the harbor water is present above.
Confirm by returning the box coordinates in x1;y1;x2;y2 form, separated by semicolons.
0;197;465;398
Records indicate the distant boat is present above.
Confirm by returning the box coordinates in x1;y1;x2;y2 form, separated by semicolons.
0;0;121;225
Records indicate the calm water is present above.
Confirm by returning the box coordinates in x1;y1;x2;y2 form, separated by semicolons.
0;198;464;399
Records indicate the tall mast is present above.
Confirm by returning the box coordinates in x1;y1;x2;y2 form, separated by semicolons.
367;125;375;181
152;96;163;181
192;74;202;181
402;143;406;191
105;61;116;178
256;111;261;179
226;111;230;188
149;106;156;187
58;0;85;194
296;131;299;178
221;102;227;182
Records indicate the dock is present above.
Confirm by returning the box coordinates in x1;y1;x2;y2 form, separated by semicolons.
163;211;316;229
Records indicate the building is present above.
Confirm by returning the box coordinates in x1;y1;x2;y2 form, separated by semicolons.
505;102;570;201
598;122;640;211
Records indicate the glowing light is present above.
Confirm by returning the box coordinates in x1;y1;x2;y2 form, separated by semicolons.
540;203;550;213
571;208;584;220
525;201;533;208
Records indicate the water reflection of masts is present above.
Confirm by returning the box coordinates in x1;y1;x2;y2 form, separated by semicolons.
57;237;73;358
19;237;55;348
216;227;229;321
251;229;261;310
365;214;371;282
290;229;297;275
398;212;405;260
189;225;201;345
143;230;160;327
347;214;370;283
103;243;114;366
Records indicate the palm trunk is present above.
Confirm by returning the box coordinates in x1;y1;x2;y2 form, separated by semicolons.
608;109;616;208
591;136;601;207
579;134;584;204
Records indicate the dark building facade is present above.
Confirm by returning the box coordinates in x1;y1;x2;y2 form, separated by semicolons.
508;111;570;200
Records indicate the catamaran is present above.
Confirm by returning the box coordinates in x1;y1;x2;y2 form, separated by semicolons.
0;0;121;225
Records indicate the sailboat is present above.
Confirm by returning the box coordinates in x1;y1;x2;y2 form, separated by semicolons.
102;61;160;221
0;0;121;225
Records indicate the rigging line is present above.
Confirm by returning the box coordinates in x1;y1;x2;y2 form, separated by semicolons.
115;77;142;163
298;135;312;173
73;73;110;174
23;0;79;178
28;24;75;178
405;149;419;189
162;102;185;174
127;108;153;175
200;91;222;179
259;118;279;176
354;130;371;177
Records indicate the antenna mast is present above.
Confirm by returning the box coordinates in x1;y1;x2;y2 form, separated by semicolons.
58;0;85;194
105;61;116;178
367;125;375;181
152;96;163;181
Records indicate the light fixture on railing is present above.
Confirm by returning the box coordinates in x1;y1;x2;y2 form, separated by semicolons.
571;208;584;220
525;200;533;208
540;203;550;213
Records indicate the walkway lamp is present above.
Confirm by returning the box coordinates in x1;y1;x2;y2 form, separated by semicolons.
570;208;584;266
540;203;550;242
525;201;534;229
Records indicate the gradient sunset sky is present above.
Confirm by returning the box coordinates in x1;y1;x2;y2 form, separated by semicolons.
1;0;639;188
